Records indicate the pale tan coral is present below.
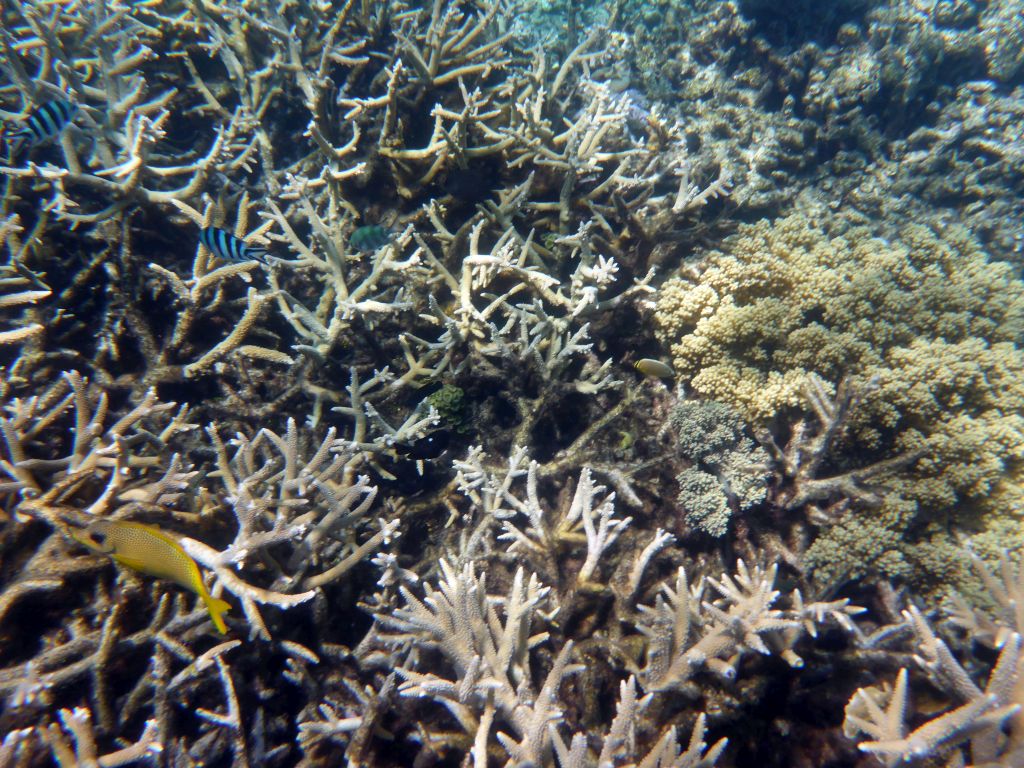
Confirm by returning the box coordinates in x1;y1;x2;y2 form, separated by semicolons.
656;212;1024;586
0;215;50;350
658;214;1024;423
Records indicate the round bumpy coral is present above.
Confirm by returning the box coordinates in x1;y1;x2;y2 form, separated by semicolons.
671;399;769;537
655;211;1024;589
425;384;469;433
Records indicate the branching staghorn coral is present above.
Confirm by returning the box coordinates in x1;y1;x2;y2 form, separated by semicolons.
38;706;161;768
354;443;865;766
498;464;630;588
368;555;731;768
0;371;376;635
170;2;701;500
408;217;644;391
0;214;50;351
3;0;719;471
633;561;860;693
191;416;396;637
379;559;574;765
144;198;288;382
0;581;250;765
947;550;1024;648
0;370;195;511
259;193;422;364
0;368;398;761
550;677;728;768
0;34;712;768
843;553;1024;765
451;446;645;582
0;1;256;224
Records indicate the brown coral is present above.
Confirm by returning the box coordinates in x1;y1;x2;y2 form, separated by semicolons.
655;211;1024;589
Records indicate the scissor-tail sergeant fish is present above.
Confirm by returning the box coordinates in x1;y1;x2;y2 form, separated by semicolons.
72;519;231;634
199;226;270;266
4;99;78;155
349;225;392;253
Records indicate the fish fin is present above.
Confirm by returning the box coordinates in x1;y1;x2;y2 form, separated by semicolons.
118;520;181;548
3;135;27;162
111;553;150;572
204;596;231;634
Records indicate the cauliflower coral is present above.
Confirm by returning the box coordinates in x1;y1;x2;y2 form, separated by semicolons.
656;211;1024;588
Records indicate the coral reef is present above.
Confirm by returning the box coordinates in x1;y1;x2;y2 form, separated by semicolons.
1;0;1023;766
618;0;1024;256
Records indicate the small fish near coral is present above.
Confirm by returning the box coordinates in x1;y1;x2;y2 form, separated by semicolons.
349;225;392;253
3;99;78;159
633;358;675;379
199;226;270;266
395;429;451;460
71;519;231;634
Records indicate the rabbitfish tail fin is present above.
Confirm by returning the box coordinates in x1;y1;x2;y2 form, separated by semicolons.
204;596;231;634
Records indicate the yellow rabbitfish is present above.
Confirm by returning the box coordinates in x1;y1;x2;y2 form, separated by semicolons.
72;520;231;634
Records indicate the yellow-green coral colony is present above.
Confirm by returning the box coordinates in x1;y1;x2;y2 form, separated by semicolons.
655;214;1024;591
425;384;469;432
72;520;231;634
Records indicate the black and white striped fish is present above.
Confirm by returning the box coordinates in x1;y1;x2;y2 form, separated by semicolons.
5;100;78;155
198;226;269;265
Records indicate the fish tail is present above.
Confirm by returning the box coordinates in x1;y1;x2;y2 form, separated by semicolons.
3;133;28;161
204;595;231;634
247;247;270;265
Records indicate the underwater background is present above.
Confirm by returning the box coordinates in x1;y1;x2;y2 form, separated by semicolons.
1;0;1024;766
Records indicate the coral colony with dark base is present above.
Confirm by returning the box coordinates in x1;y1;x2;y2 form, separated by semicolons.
1;1;1023;766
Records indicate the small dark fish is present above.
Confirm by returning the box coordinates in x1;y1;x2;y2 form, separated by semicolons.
395;430;450;460
443;166;498;200
5;99;78;155
350;225;392;253
199;226;269;265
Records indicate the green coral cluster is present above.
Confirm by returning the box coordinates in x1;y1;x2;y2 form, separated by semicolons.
425;384;469;433
671;400;769;537
655;212;1024;589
